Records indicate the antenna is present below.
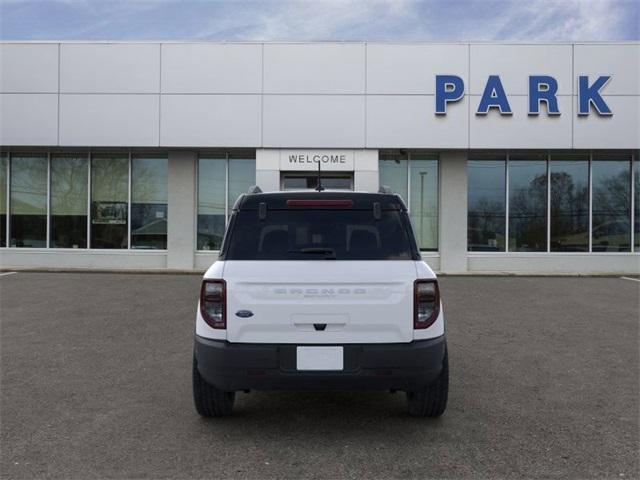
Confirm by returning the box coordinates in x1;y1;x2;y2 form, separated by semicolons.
315;159;324;192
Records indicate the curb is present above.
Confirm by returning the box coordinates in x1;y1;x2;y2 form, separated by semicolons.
1;268;636;277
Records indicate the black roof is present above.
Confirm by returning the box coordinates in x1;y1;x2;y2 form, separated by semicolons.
234;191;407;211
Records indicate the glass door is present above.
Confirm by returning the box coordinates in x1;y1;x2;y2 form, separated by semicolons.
281;172;353;191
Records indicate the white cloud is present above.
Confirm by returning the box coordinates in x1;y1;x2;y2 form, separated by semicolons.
0;0;637;41
192;0;636;42
194;0;417;41
494;0;631;41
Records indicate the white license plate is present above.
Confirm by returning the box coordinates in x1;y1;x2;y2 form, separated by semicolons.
296;346;344;371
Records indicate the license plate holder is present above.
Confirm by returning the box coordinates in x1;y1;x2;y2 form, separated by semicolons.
296;346;344;371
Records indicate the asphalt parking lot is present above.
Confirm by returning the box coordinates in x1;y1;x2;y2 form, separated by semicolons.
1;273;638;480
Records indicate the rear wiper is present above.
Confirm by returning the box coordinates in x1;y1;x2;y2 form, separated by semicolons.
288;248;336;259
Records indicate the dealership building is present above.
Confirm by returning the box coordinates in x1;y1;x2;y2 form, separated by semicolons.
0;41;638;273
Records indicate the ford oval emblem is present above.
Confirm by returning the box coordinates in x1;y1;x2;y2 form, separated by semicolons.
235;310;254;318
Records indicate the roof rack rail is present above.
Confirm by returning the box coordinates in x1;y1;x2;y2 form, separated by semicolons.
378;185;393;194
247;185;263;194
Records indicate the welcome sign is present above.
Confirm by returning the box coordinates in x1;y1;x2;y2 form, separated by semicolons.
279;150;355;171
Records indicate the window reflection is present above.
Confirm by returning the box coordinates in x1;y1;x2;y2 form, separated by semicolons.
228;155;256;214
131;156;168;249
50;155;88;248
379;151;439;251
197;156;226;250
10;154;47;248
550;155;589;252
592;155;631;252
409;155;438;251
468;158;506;251
0;155;6;247
197;153;256;251
91;155;128;249
379;151;408;202
508;155;547;252
281;173;351;191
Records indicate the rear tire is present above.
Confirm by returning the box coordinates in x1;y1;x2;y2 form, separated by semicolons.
193;356;235;417
406;347;449;417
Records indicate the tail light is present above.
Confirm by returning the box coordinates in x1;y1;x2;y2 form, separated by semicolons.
200;279;226;329
414;279;440;329
286;199;354;207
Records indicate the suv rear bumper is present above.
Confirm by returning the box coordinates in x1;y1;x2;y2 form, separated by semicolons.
194;335;446;392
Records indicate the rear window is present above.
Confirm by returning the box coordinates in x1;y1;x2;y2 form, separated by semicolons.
223;209;417;260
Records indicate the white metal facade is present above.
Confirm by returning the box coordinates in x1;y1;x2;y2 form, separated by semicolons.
0;42;638;273
1;42;639;149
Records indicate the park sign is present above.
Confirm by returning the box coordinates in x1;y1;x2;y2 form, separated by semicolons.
435;75;613;116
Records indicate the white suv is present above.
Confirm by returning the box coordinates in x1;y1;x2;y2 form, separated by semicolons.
193;188;448;417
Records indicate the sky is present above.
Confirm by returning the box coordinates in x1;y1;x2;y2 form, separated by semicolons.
0;0;638;42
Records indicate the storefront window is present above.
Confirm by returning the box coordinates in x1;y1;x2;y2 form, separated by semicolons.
508;154;548;252
409;155;438;251
592;154;631;252
379;151;438;251
91;155;128;249
468;157;506;251
0;154;7;247
131;155;168;249
228;154;256;215
10;154;47;248
197;156;226;250
50;154;88;248
379;151;408;201
196;152;256;251
549;154;589;252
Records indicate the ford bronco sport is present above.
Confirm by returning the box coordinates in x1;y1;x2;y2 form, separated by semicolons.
193;188;448;417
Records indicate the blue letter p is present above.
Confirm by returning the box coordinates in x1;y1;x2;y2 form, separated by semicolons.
435;75;464;115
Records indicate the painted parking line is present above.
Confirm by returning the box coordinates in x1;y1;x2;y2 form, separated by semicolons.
620;277;640;283
0;272;18;277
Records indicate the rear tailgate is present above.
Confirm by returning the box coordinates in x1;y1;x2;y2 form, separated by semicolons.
224;260;417;344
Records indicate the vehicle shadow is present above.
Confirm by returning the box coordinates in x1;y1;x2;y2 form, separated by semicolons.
198;390;447;434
